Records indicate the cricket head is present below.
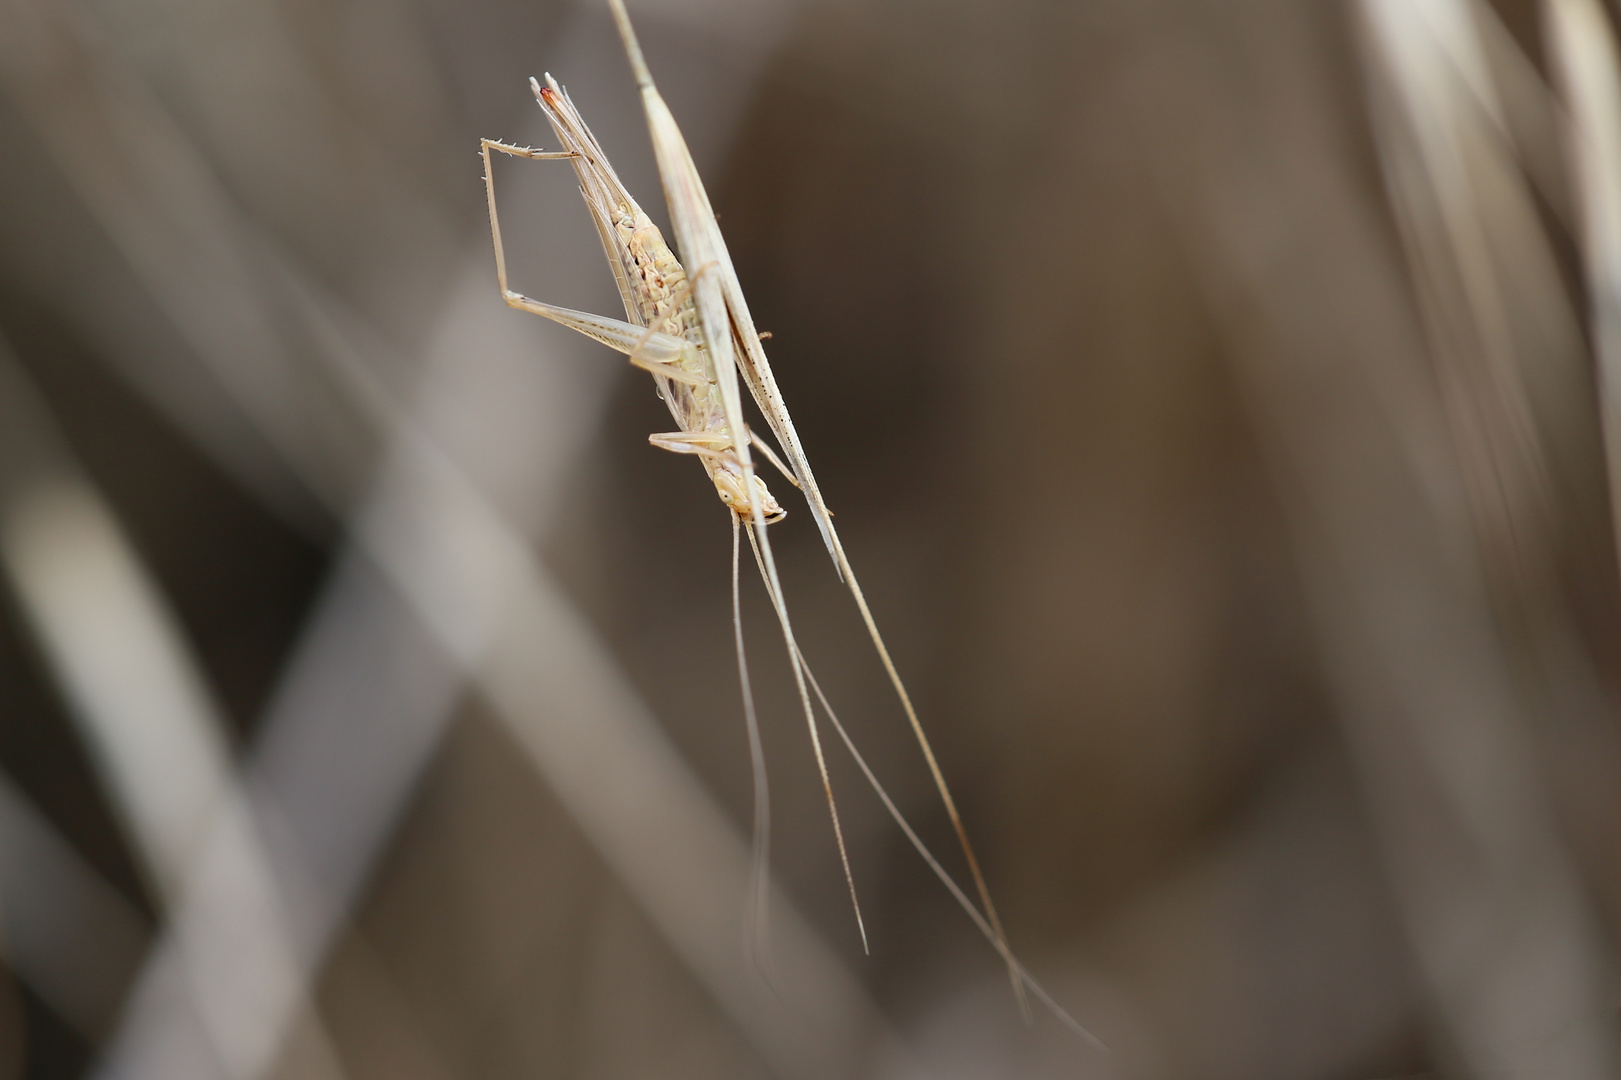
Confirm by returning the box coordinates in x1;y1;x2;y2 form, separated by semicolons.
712;464;785;525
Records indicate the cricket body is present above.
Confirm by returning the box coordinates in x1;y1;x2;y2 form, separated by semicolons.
481;78;785;525
480;0;1103;1049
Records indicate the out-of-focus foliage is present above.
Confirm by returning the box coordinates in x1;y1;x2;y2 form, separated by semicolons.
0;0;1618;1077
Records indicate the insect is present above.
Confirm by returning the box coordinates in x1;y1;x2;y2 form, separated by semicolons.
480;0;1101;1046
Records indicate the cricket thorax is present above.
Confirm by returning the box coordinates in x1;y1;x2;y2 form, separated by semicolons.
618;211;724;425
618;213;699;342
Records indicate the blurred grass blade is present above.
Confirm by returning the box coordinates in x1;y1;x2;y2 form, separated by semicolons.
1546;0;1621;572
0;337;350;1080
0;768;148;1040
0;338;230;904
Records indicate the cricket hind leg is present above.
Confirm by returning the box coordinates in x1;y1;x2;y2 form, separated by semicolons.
511;298;710;386
481;138;576;301
483;139;715;385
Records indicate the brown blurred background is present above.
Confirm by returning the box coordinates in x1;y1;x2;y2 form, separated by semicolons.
0;0;1619;1077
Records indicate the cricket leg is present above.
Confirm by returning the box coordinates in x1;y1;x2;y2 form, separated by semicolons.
482;140;714;385
514;298;710;386
749;431;802;490
652;430;799;486
648;430;735;457
481;139;575;299
651;433;788;524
